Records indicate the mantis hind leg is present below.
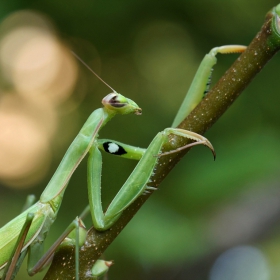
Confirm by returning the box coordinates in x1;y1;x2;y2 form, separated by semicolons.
27;217;87;279
48;205;114;279
2;195;36;280
3;213;35;280
172;45;247;127
3;204;88;280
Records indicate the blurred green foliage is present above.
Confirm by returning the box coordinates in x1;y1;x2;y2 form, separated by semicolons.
0;0;280;279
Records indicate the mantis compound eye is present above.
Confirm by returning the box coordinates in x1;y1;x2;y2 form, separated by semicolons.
102;93;142;115
102;93;126;108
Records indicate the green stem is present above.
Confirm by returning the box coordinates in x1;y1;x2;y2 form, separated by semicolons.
44;6;280;280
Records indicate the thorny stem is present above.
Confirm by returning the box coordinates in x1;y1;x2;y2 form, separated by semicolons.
44;6;280;280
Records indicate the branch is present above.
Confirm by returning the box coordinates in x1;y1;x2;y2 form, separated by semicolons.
44;5;280;280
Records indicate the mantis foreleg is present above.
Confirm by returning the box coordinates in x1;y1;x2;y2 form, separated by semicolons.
89;128;215;231
97;139;146;160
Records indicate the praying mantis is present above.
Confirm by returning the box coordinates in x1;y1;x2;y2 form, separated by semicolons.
0;44;246;280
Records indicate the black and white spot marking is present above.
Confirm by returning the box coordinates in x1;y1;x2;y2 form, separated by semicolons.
103;142;128;156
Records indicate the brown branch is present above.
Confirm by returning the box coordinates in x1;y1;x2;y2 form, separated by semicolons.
44;6;280;280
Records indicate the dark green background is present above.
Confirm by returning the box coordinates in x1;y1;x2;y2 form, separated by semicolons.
0;1;280;279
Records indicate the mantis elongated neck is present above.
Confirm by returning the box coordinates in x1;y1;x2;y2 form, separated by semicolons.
40;107;115;208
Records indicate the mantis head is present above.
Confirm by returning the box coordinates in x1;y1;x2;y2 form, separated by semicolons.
102;93;142;115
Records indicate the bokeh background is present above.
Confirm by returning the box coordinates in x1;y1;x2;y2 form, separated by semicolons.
0;0;280;279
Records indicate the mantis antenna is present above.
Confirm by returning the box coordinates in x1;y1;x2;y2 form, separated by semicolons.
71;51;116;93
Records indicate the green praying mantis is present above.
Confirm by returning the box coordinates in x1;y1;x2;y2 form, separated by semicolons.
0;44;246;280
